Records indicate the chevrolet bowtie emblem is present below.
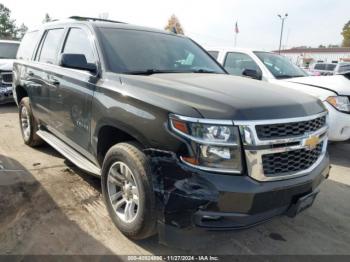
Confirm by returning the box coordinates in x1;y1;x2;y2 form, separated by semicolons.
304;135;320;150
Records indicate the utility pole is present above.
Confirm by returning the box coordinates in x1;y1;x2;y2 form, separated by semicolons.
278;13;288;54
234;21;239;47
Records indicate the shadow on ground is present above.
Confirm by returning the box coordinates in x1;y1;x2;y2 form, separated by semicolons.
0;155;115;255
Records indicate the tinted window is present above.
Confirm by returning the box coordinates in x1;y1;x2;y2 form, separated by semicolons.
38;29;64;64
0;42;19;59
314;64;326;70
208;51;219;59
254;52;307;79
17;31;39;60
325;64;336;71
62;28;95;64
338;63;350;73
97;28;225;74
224;52;259;76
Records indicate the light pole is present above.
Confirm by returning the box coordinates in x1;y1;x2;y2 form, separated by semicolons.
278;13;288;54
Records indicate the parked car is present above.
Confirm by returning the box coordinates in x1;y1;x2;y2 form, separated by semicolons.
309;62;337;75
0;40;20;104
334;62;350;75
13;17;330;244
208;47;350;141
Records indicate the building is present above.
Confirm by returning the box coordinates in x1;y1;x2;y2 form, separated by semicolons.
277;47;350;67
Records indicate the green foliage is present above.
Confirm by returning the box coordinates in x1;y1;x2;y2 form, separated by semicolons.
0;3;17;39
16;23;28;40
341;20;350;47
0;3;28;40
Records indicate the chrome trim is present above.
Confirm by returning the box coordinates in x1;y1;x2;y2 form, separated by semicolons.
234;111;327;126
240;111;329;181
170;114;233;125
180;156;242;174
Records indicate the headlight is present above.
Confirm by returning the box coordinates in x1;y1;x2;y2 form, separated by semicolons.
169;114;242;173
326;96;350;113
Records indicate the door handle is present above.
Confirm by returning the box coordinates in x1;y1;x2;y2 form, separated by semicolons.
28;71;34;77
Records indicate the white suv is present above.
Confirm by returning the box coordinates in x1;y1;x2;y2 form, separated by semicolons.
207;47;350;141
0;40;20;104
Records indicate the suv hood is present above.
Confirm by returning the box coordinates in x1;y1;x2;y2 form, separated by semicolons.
285;75;350;96
0;59;15;71
121;73;325;120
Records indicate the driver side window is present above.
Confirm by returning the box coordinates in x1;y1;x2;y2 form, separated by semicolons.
62;28;95;64
224;52;260;76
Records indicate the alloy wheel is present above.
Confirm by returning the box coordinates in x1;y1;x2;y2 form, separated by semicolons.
107;161;140;223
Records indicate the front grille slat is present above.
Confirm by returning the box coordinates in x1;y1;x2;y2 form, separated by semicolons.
256;116;326;140
262;143;323;176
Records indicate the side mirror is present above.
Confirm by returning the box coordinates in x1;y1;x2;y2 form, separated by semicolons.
60;53;97;73
242;69;262;80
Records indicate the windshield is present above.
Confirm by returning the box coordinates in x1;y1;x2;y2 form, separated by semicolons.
0;42;19;59
97;28;225;74
254;51;307;79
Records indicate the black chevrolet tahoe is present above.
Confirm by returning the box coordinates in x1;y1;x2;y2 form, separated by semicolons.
13;17;330;244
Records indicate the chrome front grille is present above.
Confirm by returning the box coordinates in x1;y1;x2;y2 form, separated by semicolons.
262;142;323;176
235;112;328;182
256;116;326;140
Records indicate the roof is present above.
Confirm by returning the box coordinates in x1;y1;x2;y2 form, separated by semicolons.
278;47;350;54
35;17;177;37
205;47;262;53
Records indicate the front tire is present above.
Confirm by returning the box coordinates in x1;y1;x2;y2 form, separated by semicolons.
101;142;157;240
19;97;43;147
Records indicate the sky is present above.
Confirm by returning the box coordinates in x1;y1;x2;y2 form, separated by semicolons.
3;0;350;50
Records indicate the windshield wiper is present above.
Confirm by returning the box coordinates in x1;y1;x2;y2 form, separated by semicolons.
276;74;304;79
190;68;221;74
124;68;223;75
124;69;187;75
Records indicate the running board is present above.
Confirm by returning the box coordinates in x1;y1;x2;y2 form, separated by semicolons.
36;130;101;176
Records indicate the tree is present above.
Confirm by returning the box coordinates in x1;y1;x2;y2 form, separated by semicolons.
0;3;17;40
341;20;350;47
16;23;28;40
165;14;184;35
43;13;52;23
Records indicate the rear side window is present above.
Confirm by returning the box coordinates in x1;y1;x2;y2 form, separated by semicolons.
38;28;64;64
325;64;336;71
62;28;95;64
16;31;39;60
314;64;326;70
338;63;350;73
208;51;219;59
224;52;259;76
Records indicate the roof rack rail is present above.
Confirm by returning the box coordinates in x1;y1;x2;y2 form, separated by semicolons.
69;16;126;24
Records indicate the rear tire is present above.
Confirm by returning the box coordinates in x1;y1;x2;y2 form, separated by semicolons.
101;142;157;240
19;97;43;147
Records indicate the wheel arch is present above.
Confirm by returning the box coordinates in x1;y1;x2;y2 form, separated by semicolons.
94;120;150;166
14;85;28;105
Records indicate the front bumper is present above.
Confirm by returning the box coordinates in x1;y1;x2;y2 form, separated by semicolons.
145;150;330;245
324;102;350;141
0;85;14;104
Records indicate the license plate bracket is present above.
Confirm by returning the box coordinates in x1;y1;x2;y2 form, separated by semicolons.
286;189;319;217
